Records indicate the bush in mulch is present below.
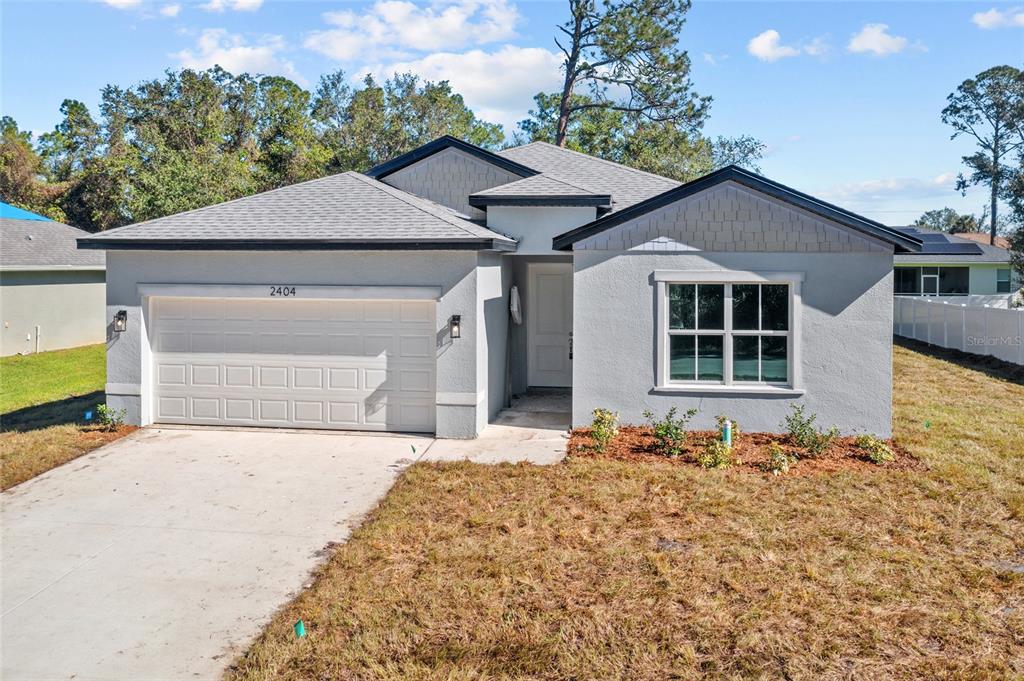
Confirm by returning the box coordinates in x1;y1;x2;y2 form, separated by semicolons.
567;425;923;476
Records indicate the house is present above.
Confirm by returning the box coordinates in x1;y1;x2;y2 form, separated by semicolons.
1;203;106;356
890;226;1016;300
79;136;925;438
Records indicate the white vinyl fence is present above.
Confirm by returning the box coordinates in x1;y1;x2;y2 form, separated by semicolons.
894;297;1024;365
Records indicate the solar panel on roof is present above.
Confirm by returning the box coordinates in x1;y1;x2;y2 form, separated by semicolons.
917;242;983;254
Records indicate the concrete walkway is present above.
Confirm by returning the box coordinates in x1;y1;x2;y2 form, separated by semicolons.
0;408;567;680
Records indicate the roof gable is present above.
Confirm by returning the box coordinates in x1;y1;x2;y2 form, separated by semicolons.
553;165;923;253
365;136;537;181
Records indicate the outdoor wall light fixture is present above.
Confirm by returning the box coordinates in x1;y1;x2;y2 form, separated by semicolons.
113;310;128;333
449;314;461;339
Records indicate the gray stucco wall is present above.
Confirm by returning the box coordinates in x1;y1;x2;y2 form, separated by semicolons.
104;250;488;438
572;251;895;437
1;269;106;356
381;147;523;219
486;206;596;255
477;253;512;428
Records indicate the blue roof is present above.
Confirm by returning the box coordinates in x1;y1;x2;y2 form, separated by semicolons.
0;201;53;222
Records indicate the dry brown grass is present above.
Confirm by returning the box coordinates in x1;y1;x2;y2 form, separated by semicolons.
229;342;1024;680
0;423;136;491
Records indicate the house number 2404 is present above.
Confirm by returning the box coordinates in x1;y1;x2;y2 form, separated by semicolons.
269;286;297;297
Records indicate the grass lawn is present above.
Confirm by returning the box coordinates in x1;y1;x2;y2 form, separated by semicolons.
1;343;106;414
230;341;1024;680
1;344;132;491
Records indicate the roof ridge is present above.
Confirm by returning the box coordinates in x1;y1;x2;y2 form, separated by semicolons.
505;141;680;186
475;172;601;196
347;172;509;241
95;171;353;236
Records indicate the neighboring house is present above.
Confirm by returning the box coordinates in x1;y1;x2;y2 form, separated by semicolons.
891;226;1016;299
79;136;925;438
1;203;106;356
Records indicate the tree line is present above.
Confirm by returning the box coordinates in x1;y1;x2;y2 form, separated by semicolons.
1;0;769;232
0;67;765;233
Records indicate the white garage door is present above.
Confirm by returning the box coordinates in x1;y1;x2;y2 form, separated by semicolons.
151;297;436;432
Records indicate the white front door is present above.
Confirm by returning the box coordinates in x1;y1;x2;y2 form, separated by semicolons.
527;263;573;387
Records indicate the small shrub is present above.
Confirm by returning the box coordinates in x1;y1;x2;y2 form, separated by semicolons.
855;434;894;465
643;406;698;457
763;442;796;475
590;408;619;452
96;404;126;432
698;439;732;469
783;404;839;457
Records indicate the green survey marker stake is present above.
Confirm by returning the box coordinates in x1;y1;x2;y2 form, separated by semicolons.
294;619;306;638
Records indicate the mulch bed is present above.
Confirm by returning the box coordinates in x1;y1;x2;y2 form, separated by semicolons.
568;426;924;476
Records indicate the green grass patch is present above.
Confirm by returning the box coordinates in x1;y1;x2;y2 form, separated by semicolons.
1;344;105;415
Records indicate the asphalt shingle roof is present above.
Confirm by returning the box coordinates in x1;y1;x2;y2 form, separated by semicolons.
79;171;515;248
1;218;105;269
497;141;680;212
471;173;603;198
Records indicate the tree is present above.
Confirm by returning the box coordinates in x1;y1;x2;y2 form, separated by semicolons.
312;72;503;172
551;0;709;146
0;117;66;220
517;92;763;181
941;65;1024;245
37;100;101;182
913;207;983;233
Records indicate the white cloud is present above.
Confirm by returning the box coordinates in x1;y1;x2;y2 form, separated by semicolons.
305;0;519;61
803;36;831;57
101;0;142;8
972;7;1024;28
747;30;829;62
747;30;800;61
159;4;181;17
201;0;263;12
819;172;958;203
847;23;911;56
173;29;303;82
363;45;562;130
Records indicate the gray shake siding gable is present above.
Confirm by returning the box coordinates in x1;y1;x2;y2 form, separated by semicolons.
577;182;891;253
381;147;525;219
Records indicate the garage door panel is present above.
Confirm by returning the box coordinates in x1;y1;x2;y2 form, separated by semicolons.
258;366;289;389
158;396;187;419
152;297;436;432
225;398;255;420
158;363;187;386
293;367;323;389
224;332;255;353
191;397;220;419
191;365;220;386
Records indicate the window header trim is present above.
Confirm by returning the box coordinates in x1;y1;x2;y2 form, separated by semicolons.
654;270;804;284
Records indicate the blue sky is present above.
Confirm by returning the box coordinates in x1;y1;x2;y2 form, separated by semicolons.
2;0;1022;224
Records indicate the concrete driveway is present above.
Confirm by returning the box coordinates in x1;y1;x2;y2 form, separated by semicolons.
1;427;431;680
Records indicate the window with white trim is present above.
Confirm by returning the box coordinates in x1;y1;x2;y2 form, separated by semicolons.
660;280;797;388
